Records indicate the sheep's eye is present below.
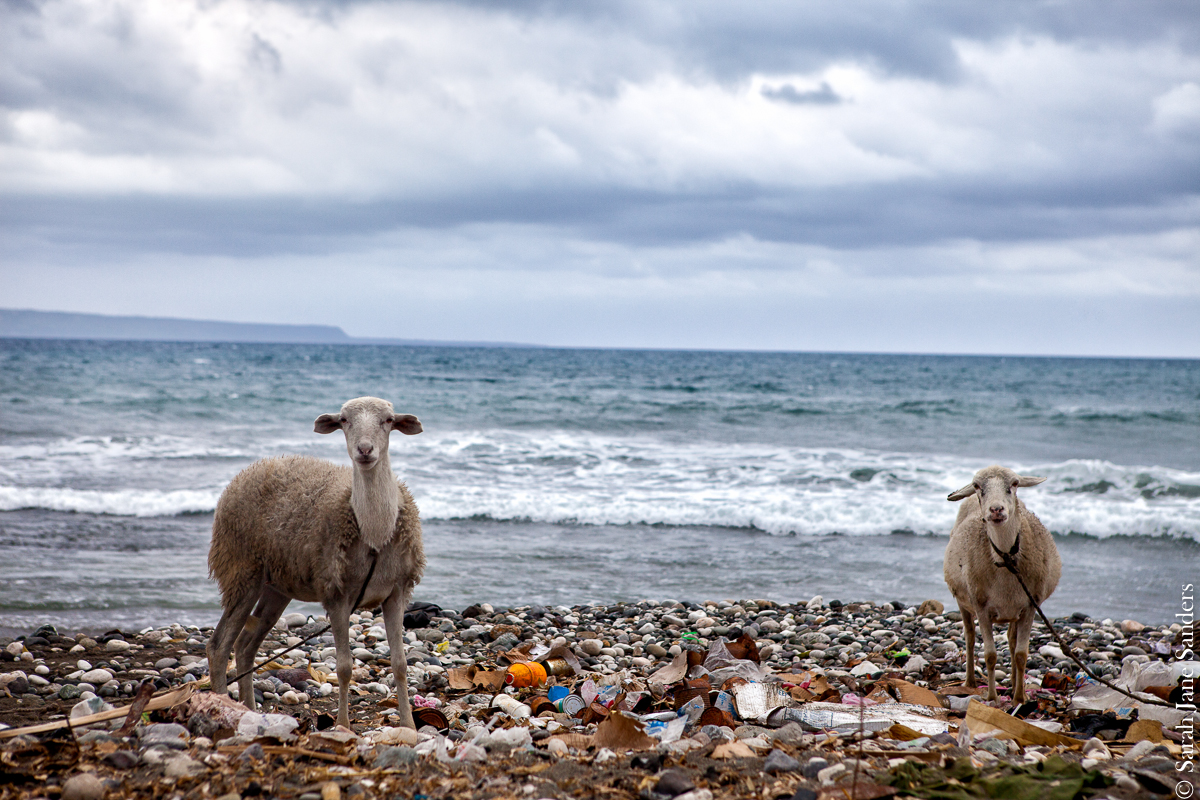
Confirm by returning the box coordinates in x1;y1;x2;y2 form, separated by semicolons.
339;416;347;423
384;417;394;425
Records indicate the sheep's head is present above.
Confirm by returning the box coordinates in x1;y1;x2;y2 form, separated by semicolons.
314;396;422;469
947;465;1045;524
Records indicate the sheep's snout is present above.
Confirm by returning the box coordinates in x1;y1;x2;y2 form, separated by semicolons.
354;440;380;466
986;504;1008;523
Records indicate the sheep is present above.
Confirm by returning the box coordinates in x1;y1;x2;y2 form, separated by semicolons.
943;464;1061;703
206;396;426;729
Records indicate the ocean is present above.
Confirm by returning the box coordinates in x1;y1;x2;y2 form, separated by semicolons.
1;338;1197;634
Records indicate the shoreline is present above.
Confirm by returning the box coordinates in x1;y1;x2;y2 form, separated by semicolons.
3;517;1197;639
2;597;1193;799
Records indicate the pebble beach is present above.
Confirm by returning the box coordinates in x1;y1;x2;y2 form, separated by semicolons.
1;596;1194;800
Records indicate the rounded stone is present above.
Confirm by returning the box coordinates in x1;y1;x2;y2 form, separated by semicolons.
61;772;106;800
81;669;114;686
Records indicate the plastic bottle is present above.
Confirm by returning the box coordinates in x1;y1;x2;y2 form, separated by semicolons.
491;693;531;719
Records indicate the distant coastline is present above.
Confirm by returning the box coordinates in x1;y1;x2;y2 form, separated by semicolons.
0;308;540;348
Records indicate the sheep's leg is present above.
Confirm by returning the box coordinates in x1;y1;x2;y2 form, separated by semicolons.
327;602;355;729
1010;610;1034;704
1005;622;1019;701
233;586;292;712
207;585;261;697
977;608;999;701
382;589;415;729
960;607;977;689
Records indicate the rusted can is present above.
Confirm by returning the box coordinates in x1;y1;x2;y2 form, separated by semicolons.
412;707;449;730
553;694;586;717
697;706;735;729
529;696;558;716
505;661;548;688
544;658;572;677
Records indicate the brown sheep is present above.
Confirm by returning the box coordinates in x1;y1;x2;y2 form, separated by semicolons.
207;397;425;728
943;465;1061;703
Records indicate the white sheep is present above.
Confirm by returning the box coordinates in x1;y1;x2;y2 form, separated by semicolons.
207;396;425;728
943;465;1061;703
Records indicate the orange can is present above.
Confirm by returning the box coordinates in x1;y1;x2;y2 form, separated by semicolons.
504;661;548;688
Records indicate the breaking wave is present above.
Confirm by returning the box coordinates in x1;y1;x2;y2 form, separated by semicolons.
2;430;1197;540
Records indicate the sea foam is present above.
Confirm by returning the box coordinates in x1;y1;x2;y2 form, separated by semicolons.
2;428;1197;539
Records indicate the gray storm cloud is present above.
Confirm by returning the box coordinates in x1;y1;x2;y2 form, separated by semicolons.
1;0;1198;354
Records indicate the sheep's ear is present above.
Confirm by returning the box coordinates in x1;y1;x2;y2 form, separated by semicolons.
314;413;343;434
947;484;977;502
1016;475;1047;488
392;414;422;435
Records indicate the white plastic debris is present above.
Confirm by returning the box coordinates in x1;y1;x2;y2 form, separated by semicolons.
236;711;299;741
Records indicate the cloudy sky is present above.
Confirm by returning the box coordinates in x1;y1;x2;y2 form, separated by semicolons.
2;0;1199;356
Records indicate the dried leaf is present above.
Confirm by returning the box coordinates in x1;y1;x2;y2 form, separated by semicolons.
592;711;656;752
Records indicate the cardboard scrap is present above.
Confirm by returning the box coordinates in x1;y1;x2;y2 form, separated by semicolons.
445;665;507;692
790;686;815;702
775;672;814;684
885;723;926;742
446;667;475;691
0;682;197;739
647;652;689;687
547;733;594;751
711;740;757;759
964;700;1081;748
1123;719;1164;743
592;711;657;752
879;678;947;709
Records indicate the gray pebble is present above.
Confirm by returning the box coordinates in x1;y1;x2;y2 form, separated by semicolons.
138;723;190;749
763;749;800;774
102;750;140;770
770;722;808;745
374;746;420;769
655;769;695;797
978;738;1009;756
802;757;828;779
163;755;204;779
238;743;266;762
